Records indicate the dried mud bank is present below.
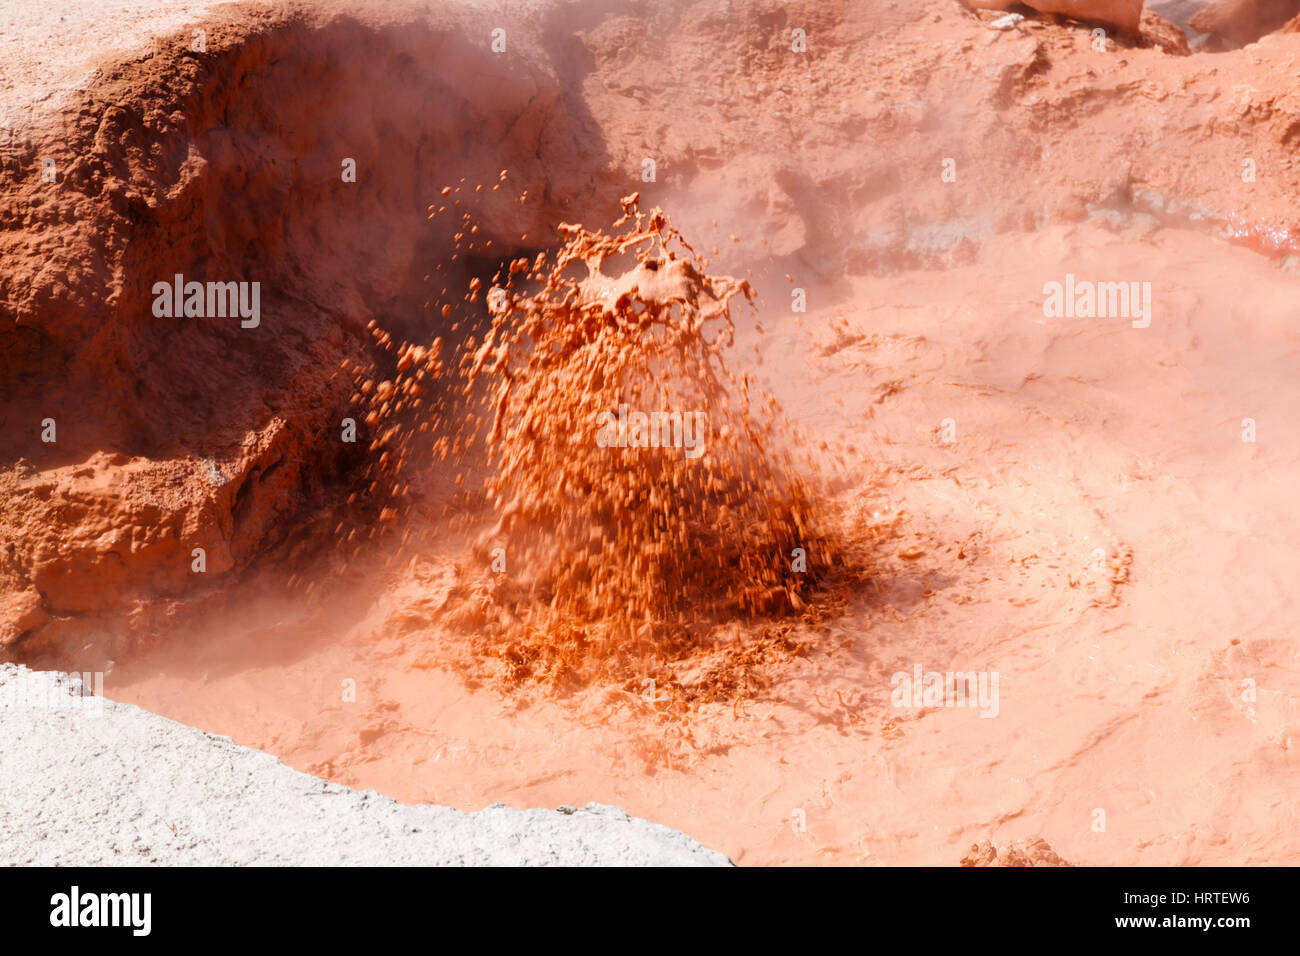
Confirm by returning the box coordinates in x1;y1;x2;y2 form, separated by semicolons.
1;1;619;657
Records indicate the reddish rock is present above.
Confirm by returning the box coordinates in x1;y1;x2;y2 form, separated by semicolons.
967;0;1146;33
0;589;48;647
1142;9;1193;52
961;838;1075;866
1190;0;1300;46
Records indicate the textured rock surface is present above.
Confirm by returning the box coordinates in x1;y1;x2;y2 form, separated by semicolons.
966;0;1146;33
0;664;731;865
1190;0;1300;46
960;837;1074;867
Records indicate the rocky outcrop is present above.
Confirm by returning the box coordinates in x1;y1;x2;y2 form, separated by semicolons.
0;4;618;662
1190;0;1300;45
1142;9;1194;51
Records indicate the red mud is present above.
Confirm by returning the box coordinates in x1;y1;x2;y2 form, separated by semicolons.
4;0;1300;865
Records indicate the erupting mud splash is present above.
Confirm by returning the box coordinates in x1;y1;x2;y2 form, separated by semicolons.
332;186;860;695
438;194;857;690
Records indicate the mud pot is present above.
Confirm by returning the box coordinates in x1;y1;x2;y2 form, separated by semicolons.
3;0;1299;865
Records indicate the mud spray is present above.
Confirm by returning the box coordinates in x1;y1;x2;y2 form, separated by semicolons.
344;184;863;706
